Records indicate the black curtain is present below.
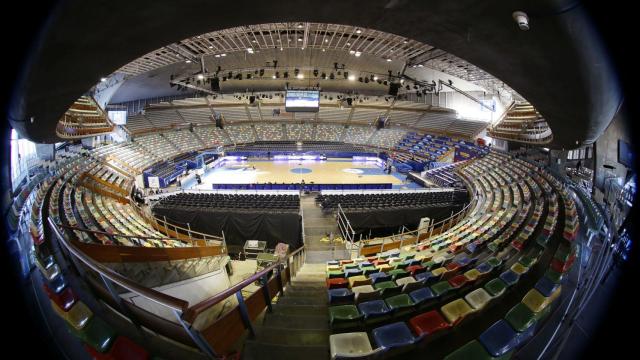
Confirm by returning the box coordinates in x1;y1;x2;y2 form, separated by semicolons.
153;206;302;250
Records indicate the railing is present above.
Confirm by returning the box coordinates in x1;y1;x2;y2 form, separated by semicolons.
337;203;356;255
48;216;307;358
130;200;224;246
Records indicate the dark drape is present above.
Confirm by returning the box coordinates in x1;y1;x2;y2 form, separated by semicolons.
346;204;463;232
153;206;302;250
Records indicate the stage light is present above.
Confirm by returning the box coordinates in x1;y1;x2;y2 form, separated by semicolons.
356;29;362;34
294;68;299;76
221;53;226;57
197;74;204;80
247;48;254;54
329;72;335;79
386;58;392;62
284;71;289;78
344;71;348;79
355;51;362;57
275;71;280;78
246;73;252;79
322;49;326;52
100;77;107;82
222;77;227;81
313;69;319;77
349;50;355;55
321;72;327;79
214;54;220;58
185;60;192;63
383;80;388;86
364;77;369;83
358;77;363;82
296;73;304;79
272;75;276;79
348;75;356;81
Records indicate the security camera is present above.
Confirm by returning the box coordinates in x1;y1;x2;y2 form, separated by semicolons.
512;11;530;31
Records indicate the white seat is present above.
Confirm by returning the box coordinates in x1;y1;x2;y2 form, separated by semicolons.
464;288;493;310
330;332;377;360
395;276;416;287
351;285;375;295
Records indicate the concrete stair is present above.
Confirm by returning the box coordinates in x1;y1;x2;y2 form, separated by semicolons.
301;195;350;263
242;264;330;360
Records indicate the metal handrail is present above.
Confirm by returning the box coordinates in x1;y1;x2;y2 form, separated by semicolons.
56;222;221;245
48;217;189;312
183;245;305;323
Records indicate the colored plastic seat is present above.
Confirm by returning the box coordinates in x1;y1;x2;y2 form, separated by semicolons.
484;278;507;298
70;317;116;353
55;300;93;330
478;319;519;357
505;303;537;332
48;272;68;294
85;336;149;360
441;299;474;324
464;269;481;281
410;287;436;305
431;281;453;297
329;305;362;325
499;270;520;286
431;267;447;277
415;271;433;283
475;262;492;274
327;271;346;279
388;269;410;280
464;288;492;310
374;281;396;290
372;322;418;349
395;276;416;287
409;310;450;337
510;262;528;275
385;294;415;313
522;287;561;313
406;265;425;275
327;265;341;271
535;276;560;297
329;332;379;360
486;257;502;268
544;269;564;284
345;269;364;278
329;288;355;305
327;278;349;289
349;275;371;288
352;285;376;295
358;300;392;320
44;284;77;311
363;268;380;276
368;272;391;284
448;275;468;289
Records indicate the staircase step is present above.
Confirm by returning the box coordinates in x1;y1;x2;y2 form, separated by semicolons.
285;288;327;297
263;314;328;330
253;326;329;346
277;296;327;306
242;341;329;360
271;304;328;317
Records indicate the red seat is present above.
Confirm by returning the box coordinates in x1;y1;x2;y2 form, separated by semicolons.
85;336;149;360
448;275;468;289
326;278;349;289
445;263;461;272
406;265;425;275
373;260;389;266
551;256;575;273
44;284;77;311
366;256;378;262
339;259;354;266
409;310;451;336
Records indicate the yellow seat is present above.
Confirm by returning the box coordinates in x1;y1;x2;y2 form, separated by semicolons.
327;265;341;272
351;285;376;295
377;265;393;273
463;269;481;281
349;275;371;288
522;286;562;313
52;300;93;330
510;262;528;275
431;267;447;277
441;298;475;324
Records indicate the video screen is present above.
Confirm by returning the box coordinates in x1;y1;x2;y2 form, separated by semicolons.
285;90;320;112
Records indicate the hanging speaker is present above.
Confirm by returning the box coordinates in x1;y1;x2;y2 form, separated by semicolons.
388;82;400;96
211;77;220;92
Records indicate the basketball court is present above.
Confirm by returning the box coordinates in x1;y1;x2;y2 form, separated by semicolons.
187;158;414;190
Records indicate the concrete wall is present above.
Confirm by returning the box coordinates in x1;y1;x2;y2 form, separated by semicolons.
593;110;633;202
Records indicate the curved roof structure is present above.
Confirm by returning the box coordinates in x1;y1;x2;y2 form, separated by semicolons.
8;0;621;149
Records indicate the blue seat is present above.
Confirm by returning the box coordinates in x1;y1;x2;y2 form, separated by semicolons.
499;270;520;286
47;273;68;294
358;300;392;319
535;276;560;297
328;289;355;305
345;269;364;278
409;287;436;305
327;261;340;266
475;262;492;274
372;322;419;349
369;272;391;284
478;319;519;357
414;271;433;283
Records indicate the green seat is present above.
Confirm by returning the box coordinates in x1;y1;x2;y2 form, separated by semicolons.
329;305;362;325
385;294;415;312
505;303;536;332
344;264;359;270
544;269;563;284
69;317;116;353
431;281;453;297
444;339;512;360
519;255;537;268
484;278;507;298
327;271;346;279
373;281;397;290
487;242;499;253
388;269;409;280
422;260;436;270
486;257;502;268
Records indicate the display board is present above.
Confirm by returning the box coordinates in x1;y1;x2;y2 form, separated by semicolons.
285;90;320;112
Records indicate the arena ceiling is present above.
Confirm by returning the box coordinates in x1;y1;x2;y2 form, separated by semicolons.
8;0;621;149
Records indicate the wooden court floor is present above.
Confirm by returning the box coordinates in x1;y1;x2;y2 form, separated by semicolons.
194;159;405;186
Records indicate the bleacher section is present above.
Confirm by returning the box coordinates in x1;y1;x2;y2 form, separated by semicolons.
488;102;553;144
255;123;284;141
343;126;376;145
368;128;407;149
226;124;256;144
162;129;203;152
156;193;300;212
321;150;577;359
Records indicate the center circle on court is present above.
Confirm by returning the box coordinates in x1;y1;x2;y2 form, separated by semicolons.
342;168;364;174
290;168;312;174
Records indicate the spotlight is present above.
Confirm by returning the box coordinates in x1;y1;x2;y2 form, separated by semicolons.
321;72;327;79
364;77;369;83
348;75;356;81
383;80;388;86
334;62;339;70
313;69;319;77
246;73;252;79
355;51;361;57
100;77;107;82
272;75;276;79
275;71;280;78
228;71;233;79
222;77;227;81
358;77;363;82
343;71;348;79
259;69;264;76
186;60;192;63
284;71;289;78
294;68;299;76
296;73;304;79
197;74;204;80
405;85;410;90
329;72;335;79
